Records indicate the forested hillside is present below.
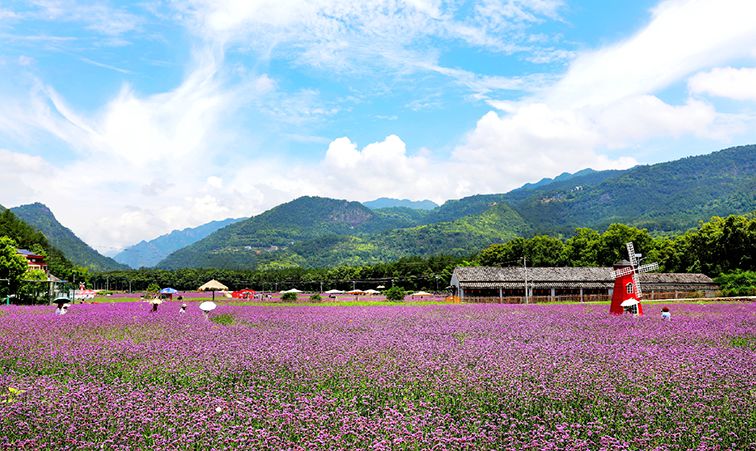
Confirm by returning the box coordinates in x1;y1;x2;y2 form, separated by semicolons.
504;145;755;234
0;208;79;279
11;203;126;271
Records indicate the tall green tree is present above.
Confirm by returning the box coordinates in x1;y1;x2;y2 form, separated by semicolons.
0;236;28;297
562;228;600;267
596;224;654;266
18;269;49;304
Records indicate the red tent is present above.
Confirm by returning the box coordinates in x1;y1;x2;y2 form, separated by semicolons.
232;289;256;300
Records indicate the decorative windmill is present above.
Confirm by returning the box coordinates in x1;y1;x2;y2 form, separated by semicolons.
610;242;659;315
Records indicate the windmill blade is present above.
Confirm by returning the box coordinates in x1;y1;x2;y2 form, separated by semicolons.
636;262;659;273
626;242;638;267
614;267;635;278
632;272;643;299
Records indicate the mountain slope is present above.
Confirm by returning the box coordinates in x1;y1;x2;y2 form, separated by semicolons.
158;197;394;269
504;145;756;234
10;203;127;271
114;217;243;268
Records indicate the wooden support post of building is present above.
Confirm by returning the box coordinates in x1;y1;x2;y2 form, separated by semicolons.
550;288;555;301
460;288;465;303
498;287;503;303
580;287;584;303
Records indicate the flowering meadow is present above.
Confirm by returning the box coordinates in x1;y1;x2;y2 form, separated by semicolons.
0;302;753;450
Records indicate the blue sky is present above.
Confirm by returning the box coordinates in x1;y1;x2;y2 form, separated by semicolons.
1;0;755;254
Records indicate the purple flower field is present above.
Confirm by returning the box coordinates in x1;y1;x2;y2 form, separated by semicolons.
0;302;753;449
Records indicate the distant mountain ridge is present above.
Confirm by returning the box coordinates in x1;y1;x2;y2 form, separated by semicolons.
363;198;438;210
114;217;244;268
10;203;127;271
156;144;756;270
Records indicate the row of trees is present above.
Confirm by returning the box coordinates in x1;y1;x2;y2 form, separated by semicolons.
477;214;754;274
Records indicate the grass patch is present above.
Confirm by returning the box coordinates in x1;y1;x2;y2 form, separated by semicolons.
728;335;755;350
210;313;236;326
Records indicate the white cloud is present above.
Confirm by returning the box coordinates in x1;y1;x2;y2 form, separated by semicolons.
689;67;756;101
546;0;756;108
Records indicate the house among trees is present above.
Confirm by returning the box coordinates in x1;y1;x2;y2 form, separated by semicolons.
450;266;718;302
17;249;48;272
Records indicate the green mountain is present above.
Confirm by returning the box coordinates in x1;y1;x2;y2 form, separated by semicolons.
503;145;756;235
10;203;127;271
114;217;243;268
157;144;755;270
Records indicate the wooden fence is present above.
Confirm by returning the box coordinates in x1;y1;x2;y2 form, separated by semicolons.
461;291;713;304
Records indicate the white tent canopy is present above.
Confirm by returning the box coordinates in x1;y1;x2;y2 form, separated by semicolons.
411;291;433;296
324;289;344;294
281;288;303;293
363;289;380;294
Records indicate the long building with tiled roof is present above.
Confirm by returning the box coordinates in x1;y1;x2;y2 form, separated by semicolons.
450;266;718;302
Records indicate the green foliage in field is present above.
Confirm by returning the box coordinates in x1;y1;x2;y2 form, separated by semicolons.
281;292;297;301
383;286;405;301
309;293;322;302
210;313;236;326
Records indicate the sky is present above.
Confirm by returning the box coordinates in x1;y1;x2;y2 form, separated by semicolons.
1;0;756;255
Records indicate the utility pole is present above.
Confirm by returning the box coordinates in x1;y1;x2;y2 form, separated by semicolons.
523;256;529;304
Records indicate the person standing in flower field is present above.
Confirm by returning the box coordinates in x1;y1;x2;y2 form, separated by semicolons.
180;303;187;315
661;307;671;320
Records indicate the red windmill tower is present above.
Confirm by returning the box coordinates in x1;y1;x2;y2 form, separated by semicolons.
610;242;659;315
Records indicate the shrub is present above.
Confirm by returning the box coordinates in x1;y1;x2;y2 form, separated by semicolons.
281;292;298;301
309;293;322;302
383;286;406;302
715;270;756;296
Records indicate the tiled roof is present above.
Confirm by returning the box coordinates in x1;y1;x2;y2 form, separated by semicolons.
452;266;717;290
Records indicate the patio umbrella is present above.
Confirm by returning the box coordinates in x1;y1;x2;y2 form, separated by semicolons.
347;289;364;295
411;291;433;296
160;287;178;300
198;279;228;301
324;289;344;294
283;288;303;293
199;301;217;312
376;285;386;289
364;289;379;294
